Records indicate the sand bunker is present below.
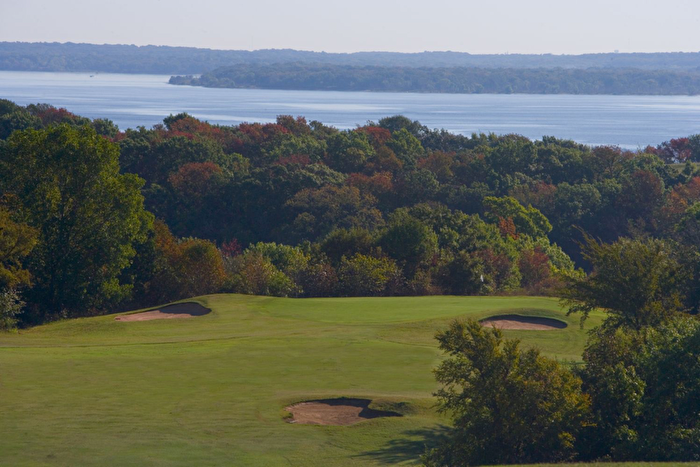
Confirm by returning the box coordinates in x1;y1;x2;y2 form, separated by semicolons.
115;303;210;322
480;314;567;330
285;399;401;426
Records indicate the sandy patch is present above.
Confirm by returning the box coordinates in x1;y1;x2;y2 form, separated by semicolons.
285;399;401;426
480;314;567;330
115;303;210;322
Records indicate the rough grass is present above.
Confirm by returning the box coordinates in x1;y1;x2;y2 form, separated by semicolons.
0;295;688;466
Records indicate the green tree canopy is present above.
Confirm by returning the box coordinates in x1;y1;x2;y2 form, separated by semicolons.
0;124;153;320
425;320;589;466
0;207;37;289
377;213;438;275
326;131;375;173
560;235;687;330
336;254;401;297
578;318;700;461
484;196;552;238
386;128;424;168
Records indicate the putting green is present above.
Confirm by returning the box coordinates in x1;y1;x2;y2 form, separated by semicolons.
0;294;645;466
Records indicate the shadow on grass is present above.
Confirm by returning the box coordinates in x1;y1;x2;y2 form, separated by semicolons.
357;425;451;465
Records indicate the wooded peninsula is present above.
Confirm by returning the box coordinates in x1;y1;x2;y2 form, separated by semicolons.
169;63;700;95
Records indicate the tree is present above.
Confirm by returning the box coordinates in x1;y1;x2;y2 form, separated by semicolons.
560;235;687;330
0;208;37;289
0;108;41;140
377;214;437;275
325;131;374;173
295;262;338;297
173;238;228;298
286;185;383;241
484;196;552;239
616;170;664;228
0;207;37;329
320;228;375;265
399;169;440;202
228;251;296;297
140;222;228;304
91;118;119;138
336;254;401;296
0;288;24;331
0;125;153;321
578;318;700;461
437;251;484;295
425;320;589;466
386;128;424;168
378;115;427;138
518;246;552;291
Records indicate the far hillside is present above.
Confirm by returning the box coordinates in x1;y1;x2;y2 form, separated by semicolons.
2;42;700;74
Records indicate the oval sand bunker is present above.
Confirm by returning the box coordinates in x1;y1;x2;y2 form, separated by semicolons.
285;399;401;426
115;303;210;322
480;314;567;330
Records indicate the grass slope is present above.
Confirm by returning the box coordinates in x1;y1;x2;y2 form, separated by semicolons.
0;295;676;466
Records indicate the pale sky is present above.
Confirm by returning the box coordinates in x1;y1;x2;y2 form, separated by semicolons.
1;0;699;54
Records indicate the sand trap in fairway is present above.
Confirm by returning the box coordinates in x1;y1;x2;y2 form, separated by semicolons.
114;303;210;322
285;399;401;426
480;314;567;330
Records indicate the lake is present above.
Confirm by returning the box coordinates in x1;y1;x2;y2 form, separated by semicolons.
2;70;700;148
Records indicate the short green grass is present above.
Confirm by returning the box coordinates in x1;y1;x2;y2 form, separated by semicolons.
0;295;686;466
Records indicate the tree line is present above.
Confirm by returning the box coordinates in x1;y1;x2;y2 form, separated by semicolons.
2;99;700;328
170;62;700;95
4;42;700;75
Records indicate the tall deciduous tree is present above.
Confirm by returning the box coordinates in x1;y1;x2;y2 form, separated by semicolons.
578;318;700;461
425;320;589;466
0;125;153;320
560;235;687;330
484;196;552;239
0;207;37;289
377;213;437;275
0;207;37;330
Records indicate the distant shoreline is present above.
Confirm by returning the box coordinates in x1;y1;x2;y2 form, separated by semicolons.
169;63;700;96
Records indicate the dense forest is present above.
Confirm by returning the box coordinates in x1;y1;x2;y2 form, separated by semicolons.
170;63;700;95
3;42;700;74
2;98;700;328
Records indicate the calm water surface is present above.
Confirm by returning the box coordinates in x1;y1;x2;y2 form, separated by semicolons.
2;71;700;148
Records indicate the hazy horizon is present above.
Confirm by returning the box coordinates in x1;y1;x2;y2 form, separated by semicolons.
2;0;700;55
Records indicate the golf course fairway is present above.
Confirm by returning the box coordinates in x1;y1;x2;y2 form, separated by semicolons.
2;294;685;466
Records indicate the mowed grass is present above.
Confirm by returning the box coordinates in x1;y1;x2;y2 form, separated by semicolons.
0;294;678;466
